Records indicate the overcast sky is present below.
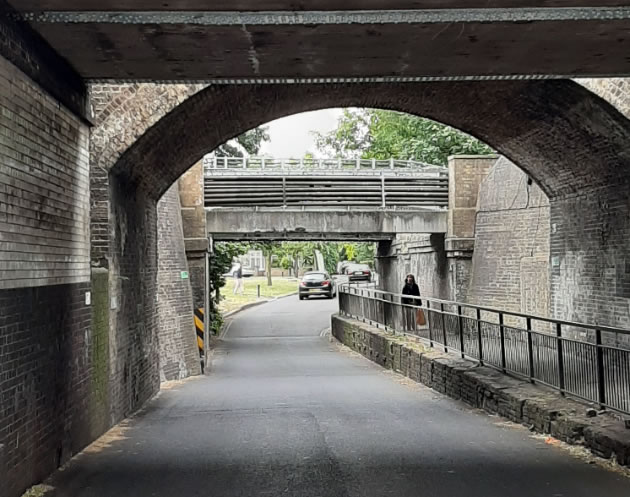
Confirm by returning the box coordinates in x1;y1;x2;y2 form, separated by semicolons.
258;108;343;158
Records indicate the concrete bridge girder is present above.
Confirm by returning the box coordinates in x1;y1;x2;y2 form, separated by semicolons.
205;208;448;241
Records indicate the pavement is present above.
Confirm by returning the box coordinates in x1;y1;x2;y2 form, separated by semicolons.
42;295;630;497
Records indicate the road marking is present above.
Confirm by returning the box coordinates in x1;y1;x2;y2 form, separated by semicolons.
220;319;234;339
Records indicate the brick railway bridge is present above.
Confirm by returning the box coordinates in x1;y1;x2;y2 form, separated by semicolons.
2;2;630;496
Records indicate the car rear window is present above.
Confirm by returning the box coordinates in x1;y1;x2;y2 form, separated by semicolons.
304;273;327;280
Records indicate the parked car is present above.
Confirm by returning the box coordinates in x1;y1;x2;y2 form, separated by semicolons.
345;263;372;282
298;271;337;300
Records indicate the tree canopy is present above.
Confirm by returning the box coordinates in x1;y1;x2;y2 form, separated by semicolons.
314;109;493;165
215;127;270;157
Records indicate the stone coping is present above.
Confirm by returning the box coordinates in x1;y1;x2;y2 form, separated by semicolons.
332;314;630;467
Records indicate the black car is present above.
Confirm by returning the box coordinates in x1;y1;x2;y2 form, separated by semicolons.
345;263;372;282
299;272;337;300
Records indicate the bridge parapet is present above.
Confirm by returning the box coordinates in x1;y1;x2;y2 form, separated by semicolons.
204;156;446;174
204;157;448;210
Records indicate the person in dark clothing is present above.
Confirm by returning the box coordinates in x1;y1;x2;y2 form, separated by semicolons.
401;274;422;331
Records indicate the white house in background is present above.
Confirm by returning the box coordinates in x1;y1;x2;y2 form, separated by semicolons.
238;250;265;274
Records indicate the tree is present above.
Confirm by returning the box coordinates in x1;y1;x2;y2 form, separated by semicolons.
208;242;250;334
314;109;492;165
246;241;283;286
215;126;270;157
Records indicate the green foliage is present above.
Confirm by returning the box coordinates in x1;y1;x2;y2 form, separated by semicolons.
314;109;493;165
215;126;270;157
208;242;250;334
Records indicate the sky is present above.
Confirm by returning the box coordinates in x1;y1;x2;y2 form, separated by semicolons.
258;108;343;158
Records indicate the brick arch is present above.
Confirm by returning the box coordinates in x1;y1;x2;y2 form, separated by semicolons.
89;83;206;263
109;81;630;201
579;78;630;120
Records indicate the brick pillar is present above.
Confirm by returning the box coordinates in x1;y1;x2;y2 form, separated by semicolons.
446;155;497;301
179;162;209;343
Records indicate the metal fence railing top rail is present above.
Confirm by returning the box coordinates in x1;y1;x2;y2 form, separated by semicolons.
338;285;630;416
203;156;448;175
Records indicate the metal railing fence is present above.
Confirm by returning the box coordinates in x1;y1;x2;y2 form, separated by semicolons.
204;156;445;173
339;285;630;415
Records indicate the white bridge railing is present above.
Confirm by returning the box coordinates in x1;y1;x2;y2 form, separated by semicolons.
204;156;445;174
203;156;449;210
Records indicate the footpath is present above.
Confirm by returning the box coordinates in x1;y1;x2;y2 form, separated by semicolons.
332;313;630;468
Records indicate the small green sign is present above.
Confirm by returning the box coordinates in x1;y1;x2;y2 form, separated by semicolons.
181;271;189;279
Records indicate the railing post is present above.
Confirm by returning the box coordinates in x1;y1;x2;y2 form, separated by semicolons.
427;302;434;347
261;157;265;170
242;157;246;169
499;312;507;372
595;329;606;407
356;158;360;170
556;322;565;393
381;175;386;209
526;317;535;382
476;307;483;365
440;303;448;352
390;158;394;169
372;158;376;169
282;176;286;207
458;305;465;358
338;158;341;169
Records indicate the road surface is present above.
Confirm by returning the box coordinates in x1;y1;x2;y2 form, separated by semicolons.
43;295;630;496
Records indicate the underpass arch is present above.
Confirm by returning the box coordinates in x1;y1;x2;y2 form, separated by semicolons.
108;80;630;202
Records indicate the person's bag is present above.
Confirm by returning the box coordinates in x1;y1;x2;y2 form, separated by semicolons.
416;308;426;326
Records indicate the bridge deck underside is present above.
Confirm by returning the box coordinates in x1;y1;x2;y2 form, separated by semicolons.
9;3;630;80
205;208;448;240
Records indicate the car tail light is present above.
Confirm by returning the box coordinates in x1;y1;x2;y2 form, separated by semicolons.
364;271;370;275
322;281;330;286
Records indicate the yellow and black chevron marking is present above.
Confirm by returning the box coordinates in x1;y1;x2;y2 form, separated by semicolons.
194;308;204;355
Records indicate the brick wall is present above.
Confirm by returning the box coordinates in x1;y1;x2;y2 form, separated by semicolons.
550;188;630;334
178;162;208;311
0;1;87;118
0;54;90;290
467;157;550;316
376;234;450;299
0;282;94;497
157;186;202;381
0;48;94;497
107;177;161;424
447;155;498;240
88;83;204;267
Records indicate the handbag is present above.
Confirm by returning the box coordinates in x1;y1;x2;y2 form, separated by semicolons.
416;308;426;326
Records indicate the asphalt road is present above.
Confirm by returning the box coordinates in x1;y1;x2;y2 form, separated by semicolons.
44;295;630;497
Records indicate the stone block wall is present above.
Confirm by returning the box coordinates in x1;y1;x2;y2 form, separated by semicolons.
157;186;202;381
